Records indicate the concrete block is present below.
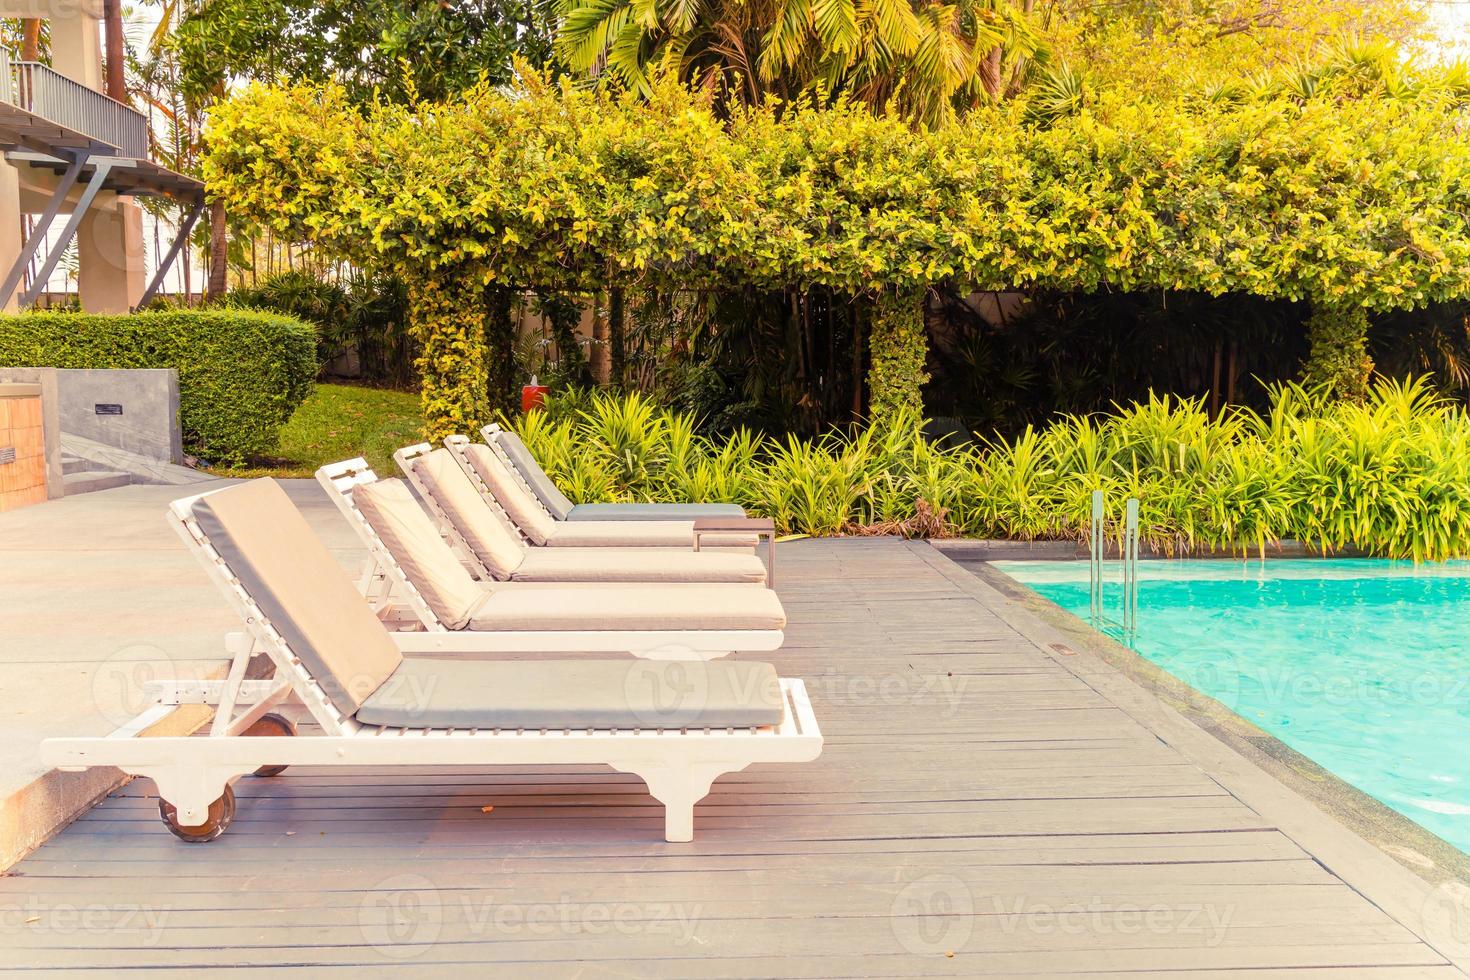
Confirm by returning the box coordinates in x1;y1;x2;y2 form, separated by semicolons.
53;368;183;464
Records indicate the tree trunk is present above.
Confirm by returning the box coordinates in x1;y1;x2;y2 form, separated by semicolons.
1210;340;1222;416
589;294;610;383
206;200;228;300
20;20;40;61
102;0;127;102
608;286;625;388
866;288;930;419
979;47;1003;97
1302;300;1373;401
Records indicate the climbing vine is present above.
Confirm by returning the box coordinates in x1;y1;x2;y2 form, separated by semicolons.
1303;302;1375;400
867;290;931;418
410;275;490;438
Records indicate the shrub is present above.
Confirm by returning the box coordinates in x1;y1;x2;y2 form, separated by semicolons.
205;67;1470;432
0;310;317;464
511;381;1470;559
227;270;415;387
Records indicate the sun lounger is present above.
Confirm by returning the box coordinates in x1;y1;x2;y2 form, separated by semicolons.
482;422;747;522
395;444;772;585
444;435;763;551
317;458;785;660
39;479;822;843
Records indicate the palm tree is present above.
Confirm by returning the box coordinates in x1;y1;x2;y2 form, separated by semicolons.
556;0;1045;124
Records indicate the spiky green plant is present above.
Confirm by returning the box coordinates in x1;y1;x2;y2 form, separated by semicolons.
507;380;1470;559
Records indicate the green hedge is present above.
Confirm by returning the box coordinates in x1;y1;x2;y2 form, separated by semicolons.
0;310;317;463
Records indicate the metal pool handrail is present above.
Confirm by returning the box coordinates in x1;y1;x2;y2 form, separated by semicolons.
1088;490;1140;634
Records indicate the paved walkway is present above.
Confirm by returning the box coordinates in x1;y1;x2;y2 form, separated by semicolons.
0;480;356;866
1;484;1468;974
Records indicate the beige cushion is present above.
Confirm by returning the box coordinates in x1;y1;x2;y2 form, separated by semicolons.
463;443;557;544
192;479;401;715
411;449;525;580
353;479;487;630
468;584;785;631
513;548;768;584
543;520;755;550
355;659;785;729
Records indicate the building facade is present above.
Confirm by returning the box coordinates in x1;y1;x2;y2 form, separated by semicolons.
0;0;201;314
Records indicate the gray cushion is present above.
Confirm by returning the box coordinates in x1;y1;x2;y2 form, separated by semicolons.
192;480;402;716
496;431;575;521
355;658;785;729
568;502;747;521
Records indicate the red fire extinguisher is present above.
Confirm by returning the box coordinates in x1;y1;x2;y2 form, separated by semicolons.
521;375;549;413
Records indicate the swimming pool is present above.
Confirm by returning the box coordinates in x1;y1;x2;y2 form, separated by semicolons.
994;558;1470;854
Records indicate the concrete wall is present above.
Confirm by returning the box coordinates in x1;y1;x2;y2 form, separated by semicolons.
52;369;182;464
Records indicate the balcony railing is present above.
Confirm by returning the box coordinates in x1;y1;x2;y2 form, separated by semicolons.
0;53;148;158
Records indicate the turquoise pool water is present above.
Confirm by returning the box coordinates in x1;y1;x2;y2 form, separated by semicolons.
994;558;1470;853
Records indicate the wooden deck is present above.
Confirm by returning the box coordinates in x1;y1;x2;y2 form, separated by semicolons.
3;536;1466;976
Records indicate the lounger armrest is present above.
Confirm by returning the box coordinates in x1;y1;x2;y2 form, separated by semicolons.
692;517;777;585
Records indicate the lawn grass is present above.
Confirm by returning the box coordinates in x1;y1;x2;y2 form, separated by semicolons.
207;383;423;478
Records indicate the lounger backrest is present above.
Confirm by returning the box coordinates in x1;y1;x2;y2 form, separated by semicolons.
410;449;526;579
488;427;575;521
353;478;488;630
462;442;558;545
191;479;402;715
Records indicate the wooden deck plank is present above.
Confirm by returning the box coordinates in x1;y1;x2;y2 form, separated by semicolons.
17;967;1458;980
2;536;1463;975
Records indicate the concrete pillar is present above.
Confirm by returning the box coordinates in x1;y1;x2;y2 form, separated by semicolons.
0;162;21;312
48;1;104;92
77;195;144;313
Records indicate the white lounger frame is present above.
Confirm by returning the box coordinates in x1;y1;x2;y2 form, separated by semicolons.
447;435;764;565
39;490;822;842
318;457;784;661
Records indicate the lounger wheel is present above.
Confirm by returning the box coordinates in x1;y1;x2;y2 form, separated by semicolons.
159;785;235;843
245;713;296;776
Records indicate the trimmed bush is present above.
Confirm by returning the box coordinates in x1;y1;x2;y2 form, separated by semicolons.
0;310;317;463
